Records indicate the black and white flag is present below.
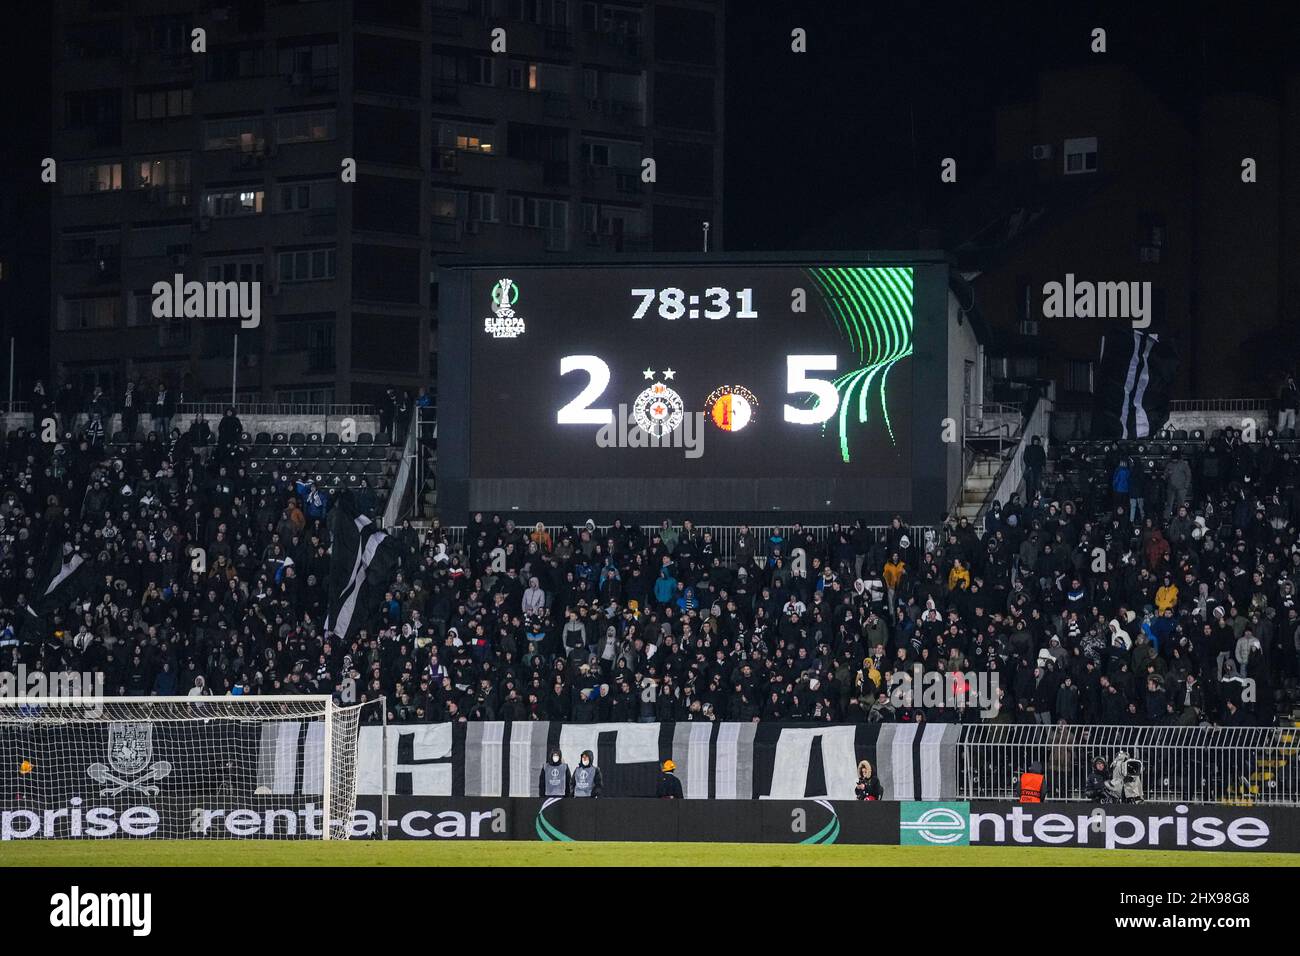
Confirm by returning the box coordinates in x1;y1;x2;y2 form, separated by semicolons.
19;525;94;642
1091;329;1178;439
325;493;400;642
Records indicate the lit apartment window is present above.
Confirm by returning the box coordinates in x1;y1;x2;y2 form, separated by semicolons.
204;117;265;152
64;162;123;195
437;121;494;154
278;248;337;282
203;189;265;217
132;156;190;190
508;61;569;92
275;110;336;145
1063;136;1098;175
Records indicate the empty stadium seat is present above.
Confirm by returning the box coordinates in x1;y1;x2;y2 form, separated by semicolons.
255;432;272;444
323;433;340;445
357;432;374;445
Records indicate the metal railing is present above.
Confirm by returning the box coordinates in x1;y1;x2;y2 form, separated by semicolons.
958;723;1299;806
427;523;939;565
175;402;374;417
1168;398;1270;412
982;383;1054;519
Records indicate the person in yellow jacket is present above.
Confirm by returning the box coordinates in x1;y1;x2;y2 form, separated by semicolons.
882;553;906;611
947;559;971;592
1154;574;1178;613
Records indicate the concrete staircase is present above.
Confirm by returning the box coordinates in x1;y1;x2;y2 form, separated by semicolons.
1222;718;1300;806
955;453;1005;522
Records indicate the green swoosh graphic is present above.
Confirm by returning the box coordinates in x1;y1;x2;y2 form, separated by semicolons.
805;266;915;462
535;800;574;842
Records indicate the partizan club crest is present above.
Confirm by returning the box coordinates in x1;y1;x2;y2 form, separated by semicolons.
632;368;685;437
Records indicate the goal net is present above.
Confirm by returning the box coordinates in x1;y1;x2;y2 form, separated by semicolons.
0;696;374;840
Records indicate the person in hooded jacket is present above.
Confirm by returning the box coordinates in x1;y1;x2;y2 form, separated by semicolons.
572;749;603;797
854;759;883;800
538;747;572;796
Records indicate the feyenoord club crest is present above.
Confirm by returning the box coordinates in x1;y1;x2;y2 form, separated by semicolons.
87;722;172;796
633;368;685;437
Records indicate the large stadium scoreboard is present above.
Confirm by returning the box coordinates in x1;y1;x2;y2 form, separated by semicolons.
438;258;952;518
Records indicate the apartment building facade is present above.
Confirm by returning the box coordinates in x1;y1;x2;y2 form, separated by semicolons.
51;0;723;406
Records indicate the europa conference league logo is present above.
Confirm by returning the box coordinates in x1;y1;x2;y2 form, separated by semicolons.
484;278;526;338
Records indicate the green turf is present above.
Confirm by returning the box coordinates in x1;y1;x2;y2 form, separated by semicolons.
3;841;1298;867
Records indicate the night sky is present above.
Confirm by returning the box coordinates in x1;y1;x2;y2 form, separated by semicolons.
722;0;1294;250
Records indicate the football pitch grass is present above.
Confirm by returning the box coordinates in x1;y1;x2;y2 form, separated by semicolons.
4;841;1299;867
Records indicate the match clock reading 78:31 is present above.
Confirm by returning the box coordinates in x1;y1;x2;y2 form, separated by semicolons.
630;287;758;320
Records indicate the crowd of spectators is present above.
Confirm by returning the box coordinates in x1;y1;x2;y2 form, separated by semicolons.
1;400;1297;731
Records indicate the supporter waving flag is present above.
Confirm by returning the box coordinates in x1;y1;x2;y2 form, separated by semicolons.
325;492;400;642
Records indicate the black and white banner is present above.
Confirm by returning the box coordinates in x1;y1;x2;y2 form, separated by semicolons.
325;494;399;642
353;722;962;801
1091;329;1177;439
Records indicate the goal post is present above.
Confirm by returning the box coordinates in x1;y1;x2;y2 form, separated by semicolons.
0;696;382;840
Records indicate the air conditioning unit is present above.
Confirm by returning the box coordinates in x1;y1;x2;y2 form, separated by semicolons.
1030;144;1053;160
